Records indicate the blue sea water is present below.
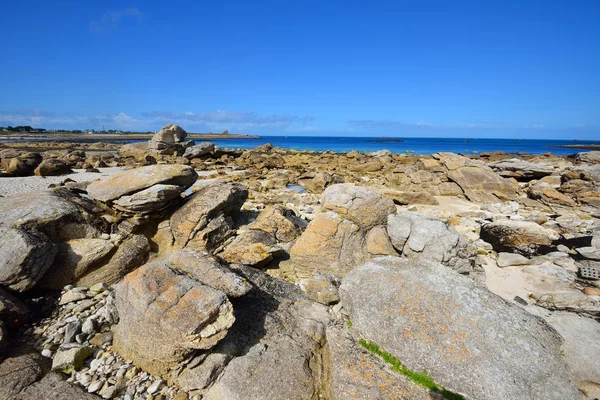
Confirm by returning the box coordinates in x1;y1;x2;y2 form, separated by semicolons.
211;136;599;155
1;136;598;155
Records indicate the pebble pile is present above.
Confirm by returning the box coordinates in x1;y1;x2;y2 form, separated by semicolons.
27;283;190;400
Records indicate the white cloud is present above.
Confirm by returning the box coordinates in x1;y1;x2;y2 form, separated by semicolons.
0;111;139;130
90;8;143;33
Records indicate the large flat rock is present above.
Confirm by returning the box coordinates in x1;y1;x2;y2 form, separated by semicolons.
86;164;197;202
339;256;579;400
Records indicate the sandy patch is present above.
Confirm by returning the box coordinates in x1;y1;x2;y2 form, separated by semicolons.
0;167;125;197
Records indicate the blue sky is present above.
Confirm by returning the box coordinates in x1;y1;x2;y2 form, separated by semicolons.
1;0;599;138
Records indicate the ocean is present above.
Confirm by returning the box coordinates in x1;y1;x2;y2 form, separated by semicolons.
1;136;598;155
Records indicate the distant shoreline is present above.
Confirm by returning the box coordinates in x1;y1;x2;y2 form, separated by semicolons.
551;144;600;150
0;133;260;141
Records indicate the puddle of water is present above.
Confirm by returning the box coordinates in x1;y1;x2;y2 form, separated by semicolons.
286;184;305;193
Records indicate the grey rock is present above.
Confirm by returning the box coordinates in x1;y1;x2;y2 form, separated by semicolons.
170;182;248;250
15;371;99;400
76;234;150;286
302;269;340;305
148;124;192;155
321;183;396;230
86;164;197;203
325;325;432;400
183;142;215;159
387;212;477;274
545;312;600;388
576;151;600;164
52;344;92;373
113;261;235;377
59;290;88;305
82;317;97;335
497;252;531;267
0;346;49;400
113;184;183;214
489;158;555;179
203;266;329;400
447;165;519;204
38;238;115;290
155;250;251;297
0;226;56;291
576;246;600;261
339;256;579;400
63;320;82;344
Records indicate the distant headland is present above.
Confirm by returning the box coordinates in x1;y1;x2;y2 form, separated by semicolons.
0;125;260;140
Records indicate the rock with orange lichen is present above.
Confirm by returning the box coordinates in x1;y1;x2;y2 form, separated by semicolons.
170;182;248;251
340;256;580;400
279;212;370;280
321;183;396;230
113;259;235;377
325;325;433;400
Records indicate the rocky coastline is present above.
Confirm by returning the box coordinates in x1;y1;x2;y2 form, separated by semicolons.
1;124;599;399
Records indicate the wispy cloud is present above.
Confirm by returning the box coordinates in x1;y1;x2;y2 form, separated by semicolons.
142;109;314;131
90;8;143;33
0;110;139;130
0;109;312;133
349;119;552;132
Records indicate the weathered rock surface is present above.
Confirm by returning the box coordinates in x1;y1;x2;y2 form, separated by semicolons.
51;344;91;373
76;234;150;286
37;238;115;289
113;260;235;376
170;182;248;250
481;220;560;255
7;153;42;176
249;204;306;242
113;184;184;214
325;325;432;400
302;269;340;305
497;252;531;267
0;226;56;291
14;371;100;400
576;151;600;164
387;212;476;273
340;256;579;400
545;312;600;388
489;158;555;180
282;212;369;279
297;172;341;193
220;230;278;267
202;266;329;400
321;184;396;230
448;166;519;204
148;124;192;155
0;347;49;400
183;142;215;159
365;225;398;256
156;250;251;297
34;159;73;176
86;164;197;203
381;189;439;205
